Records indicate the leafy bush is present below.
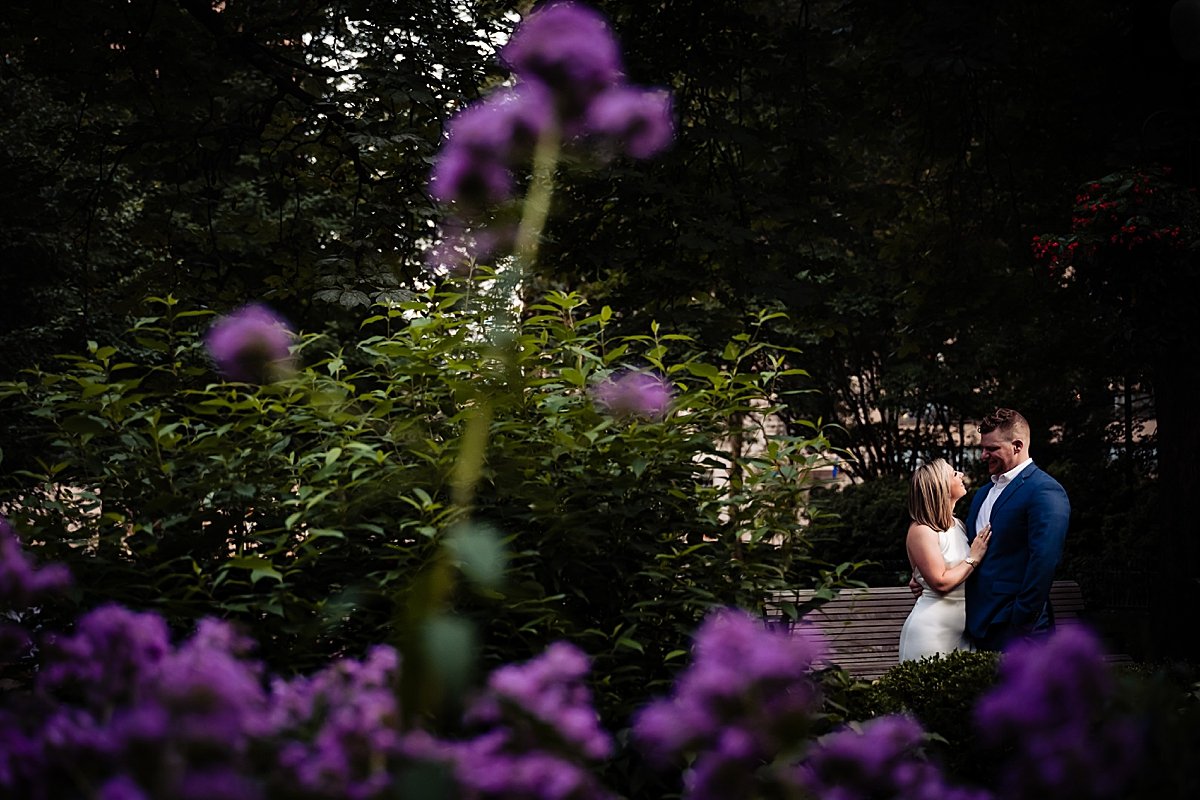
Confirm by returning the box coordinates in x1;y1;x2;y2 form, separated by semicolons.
862;650;1001;779
807;477;912;585
0;290;835;724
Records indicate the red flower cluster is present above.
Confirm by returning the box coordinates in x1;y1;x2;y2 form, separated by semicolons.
1032;168;1191;276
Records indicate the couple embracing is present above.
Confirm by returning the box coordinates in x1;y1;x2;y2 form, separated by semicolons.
898;408;1071;661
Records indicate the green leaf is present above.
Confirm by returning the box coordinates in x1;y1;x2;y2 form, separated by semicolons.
304;528;346;542
225;557;283;584
616;637;645;653
445;523;509;590
60;415;108;435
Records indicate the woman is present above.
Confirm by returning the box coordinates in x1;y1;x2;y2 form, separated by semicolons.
898;459;991;662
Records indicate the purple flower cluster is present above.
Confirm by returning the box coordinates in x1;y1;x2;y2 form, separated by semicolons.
0;515;72;608
451;642;614;800
1;579;617;800
0;515;71;664
430;84;556;213
269;644;422;799
974;626;1143;799
632;608;826;800
205;303;296;383
591;371;673;419
499;3;622;122
0;529;1160;800
39;604;173;706
797;716;992;800
3;605;269;799
427;1;674;271
0;577;440;800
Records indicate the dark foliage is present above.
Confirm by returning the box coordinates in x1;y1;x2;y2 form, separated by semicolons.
807;478;912;585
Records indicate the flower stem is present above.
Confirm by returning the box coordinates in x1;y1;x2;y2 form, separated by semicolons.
514;122;562;273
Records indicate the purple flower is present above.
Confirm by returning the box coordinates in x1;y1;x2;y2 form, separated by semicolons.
974;626;1142;799
799;716;924;790
976;626;1111;734
429;86;556;213
268;645;408;799
0;713;41;789
4;609;443;799
205;303;296;383
429;142;515;212
585;86;675;159
682;725;762;800
0;515;72;607
148;624;270;749
500;2;624;121
39;604;171;707
632;608;825;772
97;774;150;800
447;85;556;162
468;642;612;761
797;716;991;800
450;643;614;799
453;738;612;800
591;371;673;419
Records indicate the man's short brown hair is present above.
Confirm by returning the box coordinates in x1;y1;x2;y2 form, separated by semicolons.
979;407;1029;440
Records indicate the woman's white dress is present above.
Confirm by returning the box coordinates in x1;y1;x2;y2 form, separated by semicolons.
898;518;973;662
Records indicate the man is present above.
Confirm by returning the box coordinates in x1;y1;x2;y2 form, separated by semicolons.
963;408;1071;650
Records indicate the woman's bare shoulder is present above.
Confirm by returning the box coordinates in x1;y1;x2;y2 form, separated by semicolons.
907;522;936;537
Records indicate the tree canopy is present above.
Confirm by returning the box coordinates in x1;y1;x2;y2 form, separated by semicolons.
3;0;1199;655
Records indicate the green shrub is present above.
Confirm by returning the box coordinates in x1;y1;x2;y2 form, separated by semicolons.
831;650;1001;780
807;478;912;585
0;290;843;727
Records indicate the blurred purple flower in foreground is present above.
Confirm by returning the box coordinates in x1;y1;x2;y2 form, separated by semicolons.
585;87;675;159
0;515;72;608
500;1;623;121
427;0;674;258
205;303;295;383
429;145;515;214
975;626;1143;800
3;598;440;799
270;644;422;799
447;85;556;163
453;641;614;800
1;515;72;666
429;85;555;213
7;609;272;798
797;715;991;800
40;604;172;708
633;608;825;800
592;371;673;419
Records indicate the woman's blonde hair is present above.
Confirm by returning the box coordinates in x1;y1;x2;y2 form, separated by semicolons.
908;458;955;532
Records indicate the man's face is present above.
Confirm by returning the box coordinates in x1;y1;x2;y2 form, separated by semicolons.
980;430;1022;476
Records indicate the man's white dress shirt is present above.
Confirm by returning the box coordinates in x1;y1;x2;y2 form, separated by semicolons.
976;459;1035;535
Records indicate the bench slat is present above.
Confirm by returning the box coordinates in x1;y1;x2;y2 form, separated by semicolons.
764;579;1122;680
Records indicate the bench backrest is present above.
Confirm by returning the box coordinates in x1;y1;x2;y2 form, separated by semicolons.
764;580;1087;680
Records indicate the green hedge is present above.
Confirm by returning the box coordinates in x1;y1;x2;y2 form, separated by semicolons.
823;650;1200;796
0;290;847;729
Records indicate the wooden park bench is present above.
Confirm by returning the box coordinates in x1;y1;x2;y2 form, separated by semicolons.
763;580;1125;680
